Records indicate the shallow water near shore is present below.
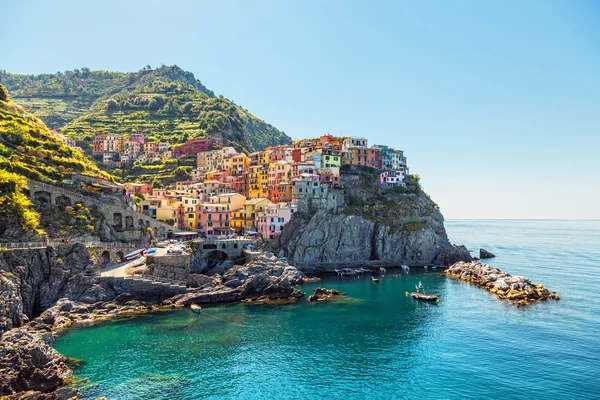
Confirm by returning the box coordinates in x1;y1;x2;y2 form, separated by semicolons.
54;220;600;399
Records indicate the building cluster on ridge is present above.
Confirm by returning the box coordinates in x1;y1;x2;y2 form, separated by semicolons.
75;133;408;240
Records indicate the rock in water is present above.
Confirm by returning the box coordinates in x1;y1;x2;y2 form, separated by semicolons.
480;248;496;259
307;288;341;303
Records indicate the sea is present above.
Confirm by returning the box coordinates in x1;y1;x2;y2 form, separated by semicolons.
53;220;600;400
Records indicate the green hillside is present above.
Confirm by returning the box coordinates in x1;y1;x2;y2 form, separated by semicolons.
0;86;113;184
0;84;116;239
0;65;291;153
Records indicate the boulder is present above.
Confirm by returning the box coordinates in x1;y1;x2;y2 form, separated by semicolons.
479;248;496;259
307;287;341;303
435;244;473;266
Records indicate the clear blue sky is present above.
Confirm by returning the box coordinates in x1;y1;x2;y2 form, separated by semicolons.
2;0;599;219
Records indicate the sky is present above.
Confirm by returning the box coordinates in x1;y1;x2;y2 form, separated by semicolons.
2;0;599;219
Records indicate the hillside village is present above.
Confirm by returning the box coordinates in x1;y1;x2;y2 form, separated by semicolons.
67;133;409;240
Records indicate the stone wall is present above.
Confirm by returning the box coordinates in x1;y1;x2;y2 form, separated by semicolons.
145;255;191;281
28;180;175;242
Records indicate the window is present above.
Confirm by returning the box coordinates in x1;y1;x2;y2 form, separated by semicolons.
188;213;194;219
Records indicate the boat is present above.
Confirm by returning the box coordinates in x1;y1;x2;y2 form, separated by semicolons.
431;265;437;270
406;281;439;302
410;292;438;301
340;268;355;276
372;277;380;283
190;304;202;314
358;268;370;274
401;265;409;271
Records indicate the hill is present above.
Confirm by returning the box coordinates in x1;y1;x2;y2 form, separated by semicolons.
0;65;291;153
0;88;113;184
0;84;114;240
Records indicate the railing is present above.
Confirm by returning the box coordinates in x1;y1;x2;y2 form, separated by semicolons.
0;241;143;251
0;242;46;250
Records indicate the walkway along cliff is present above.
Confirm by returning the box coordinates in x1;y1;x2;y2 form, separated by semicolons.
269;166;471;271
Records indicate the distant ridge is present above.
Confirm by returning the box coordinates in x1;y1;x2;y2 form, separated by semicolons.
0;65;291;153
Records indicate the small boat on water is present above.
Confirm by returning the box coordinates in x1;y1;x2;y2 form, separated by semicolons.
190;304;202;314
407;281;439;302
372;277;380;283
410;292;438;301
401;265;409;271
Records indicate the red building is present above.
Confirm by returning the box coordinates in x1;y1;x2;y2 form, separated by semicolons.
172;137;222;157
292;148;302;162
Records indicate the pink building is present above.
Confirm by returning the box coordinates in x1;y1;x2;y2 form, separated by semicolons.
257;203;297;240
380;170;405;188
196;202;231;237
130;133;146;144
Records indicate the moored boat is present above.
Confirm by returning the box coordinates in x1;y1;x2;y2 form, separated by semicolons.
410;292;438;301
190;304;202;314
372;277;380;283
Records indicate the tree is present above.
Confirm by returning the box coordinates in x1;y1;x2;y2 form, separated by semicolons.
0;84;9;102
107;99;118;110
181;102;193;114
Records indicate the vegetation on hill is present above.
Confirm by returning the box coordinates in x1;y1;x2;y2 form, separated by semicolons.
0;65;291;152
0;169;41;235
0;86;113;184
340;166;437;232
0;84;117;239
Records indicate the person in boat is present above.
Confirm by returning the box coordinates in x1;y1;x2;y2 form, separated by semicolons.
415;281;424;293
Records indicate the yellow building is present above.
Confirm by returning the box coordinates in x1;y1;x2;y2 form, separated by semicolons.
248;165;269;199
182;196;199;229
268;161;292;187
115;136;125;153
156;205;180;227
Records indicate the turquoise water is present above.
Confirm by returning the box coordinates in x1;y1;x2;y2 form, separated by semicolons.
54;220;600;399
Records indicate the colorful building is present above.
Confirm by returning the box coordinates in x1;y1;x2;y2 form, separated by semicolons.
173;137;222;157
257;203;298;240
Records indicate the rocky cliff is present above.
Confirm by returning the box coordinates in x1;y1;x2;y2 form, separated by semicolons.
270;167;471;268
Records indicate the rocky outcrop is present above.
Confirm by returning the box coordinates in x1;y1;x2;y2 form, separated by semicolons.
445;261;559;306
165;253;304;306
0;297;165;397
479;248;496;259
435;244;473;266
270;209;471;267
0;244;98;333
307;287;341;303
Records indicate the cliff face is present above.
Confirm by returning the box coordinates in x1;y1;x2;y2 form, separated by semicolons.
0;244;98;333
270;167;471;268
272;209;457;267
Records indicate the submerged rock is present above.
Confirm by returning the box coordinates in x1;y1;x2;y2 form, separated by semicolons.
480;248;496;259
445;261;559;306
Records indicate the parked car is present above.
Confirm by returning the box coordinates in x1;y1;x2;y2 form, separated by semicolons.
156;242;168;248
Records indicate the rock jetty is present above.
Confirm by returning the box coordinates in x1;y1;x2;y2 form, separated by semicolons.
479;248;496;259
307;287;341;303
445;261;559;306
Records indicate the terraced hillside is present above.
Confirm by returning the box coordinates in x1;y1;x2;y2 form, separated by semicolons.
0;65;291;153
